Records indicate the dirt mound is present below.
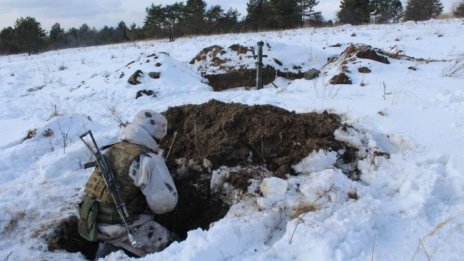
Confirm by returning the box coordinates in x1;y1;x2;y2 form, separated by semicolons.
155;100;355;239
323;44;391;85
337;44;390;64
161;100;351;175
189;45;225;65
189;44;313;91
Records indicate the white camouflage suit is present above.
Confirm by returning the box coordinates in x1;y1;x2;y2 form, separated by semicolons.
96;110;178;258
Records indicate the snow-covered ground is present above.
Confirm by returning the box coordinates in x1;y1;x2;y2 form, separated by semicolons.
1;18;464;261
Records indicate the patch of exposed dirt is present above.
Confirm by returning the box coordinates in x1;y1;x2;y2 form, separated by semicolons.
323;44;394;85
339;45;390;64
328;43;342;48
358;66;372;73
161;100;353;175
128;70;143;85
47;216;99;260
356;48;390;64
23;129;37;141
223;167;268;193
325;44;391;69
189;45;225;64
205;66;276;91
229;44;249;54
276;70;304;80
148;72;161;79
329;73;352;84
136;89;157;99
190;44;311;90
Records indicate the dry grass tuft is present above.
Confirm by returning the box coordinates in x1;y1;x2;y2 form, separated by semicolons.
443;54;464;78
291;203;319;219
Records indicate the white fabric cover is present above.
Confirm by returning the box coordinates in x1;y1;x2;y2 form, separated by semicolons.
131;109;167;140
121;112;178;214
130;153;178;214
98;214;171;256
120;123;160;152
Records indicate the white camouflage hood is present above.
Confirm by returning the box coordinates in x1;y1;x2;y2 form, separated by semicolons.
120;110;168;151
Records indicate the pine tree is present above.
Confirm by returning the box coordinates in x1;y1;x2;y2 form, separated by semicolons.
98;26;116;44
245;0;272;31
0;26;17;53
127;23;145;41
404;0;443;21
14;17;47;54
49;23;66;49
116;21;129;42
78;24;96;46
65;27;79;47
164;3;185;40
269;0;300;29
297;0;320;26
183;0;207;35
221;8;241;33
144;4;166;38
371;0;403;23
337;0;371;25
453;1;464;17
206;5;225;34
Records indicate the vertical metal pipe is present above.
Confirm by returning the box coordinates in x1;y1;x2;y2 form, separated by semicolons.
256;41;264;89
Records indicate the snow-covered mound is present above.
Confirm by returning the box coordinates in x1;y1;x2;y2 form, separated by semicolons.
189;42;326;90
1;18;464;261
73;51;211;100
189;42;325;75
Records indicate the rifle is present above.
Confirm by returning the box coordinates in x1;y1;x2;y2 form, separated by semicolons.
80;130;136;246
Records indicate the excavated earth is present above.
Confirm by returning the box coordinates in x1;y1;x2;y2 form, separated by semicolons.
190;44;308;91
47;100;358;260
161;100;350;175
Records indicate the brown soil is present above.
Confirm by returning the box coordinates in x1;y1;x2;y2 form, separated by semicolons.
161;100;351;175
224;166;270;193
190;44;308;90
135;89;157;99
358;66;372;73
47;216;99;260
128;70;143;85
329;73;352;84
205;66;276;91
229;44;250;54
356;49;390;64
329;45;390;66
276;70;304;80
155;100;355;239
189;45;225;64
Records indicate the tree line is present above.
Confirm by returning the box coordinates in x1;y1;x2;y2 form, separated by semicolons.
338;0;447;25
1;0;463;55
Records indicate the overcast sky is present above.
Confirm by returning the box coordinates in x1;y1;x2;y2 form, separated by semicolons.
0;0;459;31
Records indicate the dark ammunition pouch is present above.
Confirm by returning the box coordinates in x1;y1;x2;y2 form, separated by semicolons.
78;195;99;242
